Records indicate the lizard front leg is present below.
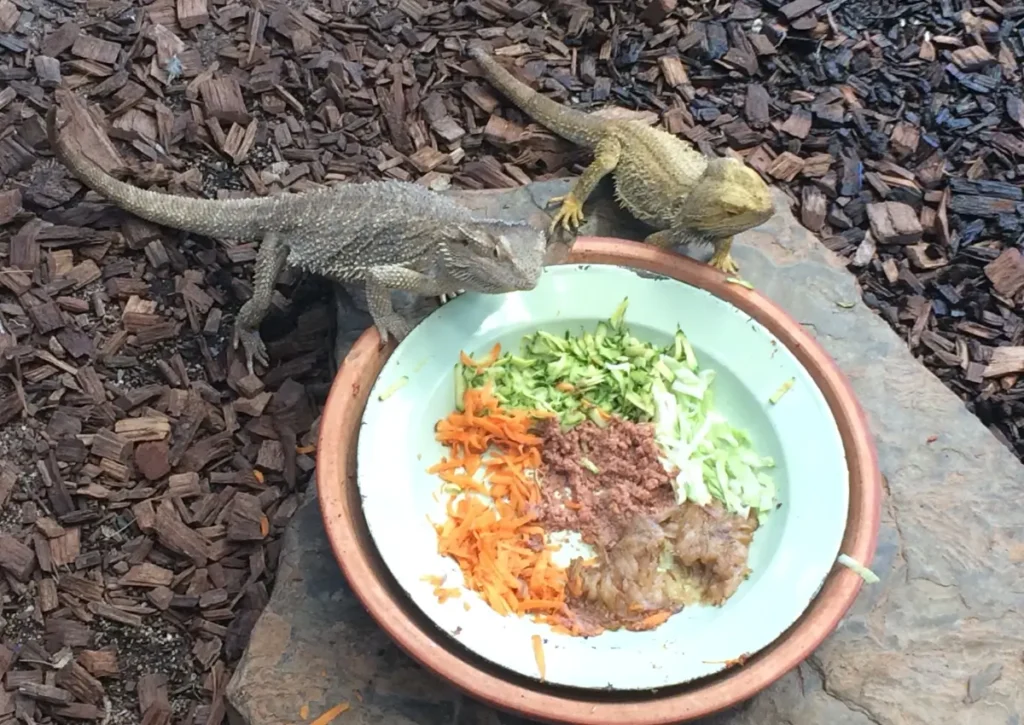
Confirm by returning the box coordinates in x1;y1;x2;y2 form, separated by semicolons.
365;265;448;345
233;231;290;374
643;227;740;275
708;236;739;275
548;136;621;232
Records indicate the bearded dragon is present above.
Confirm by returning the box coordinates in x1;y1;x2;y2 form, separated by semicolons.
468;46;773;274
47;104;547;373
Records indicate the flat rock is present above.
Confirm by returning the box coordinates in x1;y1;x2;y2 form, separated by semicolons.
227;180;1024;725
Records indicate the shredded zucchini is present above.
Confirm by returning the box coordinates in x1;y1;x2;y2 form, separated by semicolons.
769;378;795;405
378;376;409;401
458;298;683;425
837;554;880;583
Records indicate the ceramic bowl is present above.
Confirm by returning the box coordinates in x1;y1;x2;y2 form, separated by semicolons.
317;237;881;724
357;262;849;689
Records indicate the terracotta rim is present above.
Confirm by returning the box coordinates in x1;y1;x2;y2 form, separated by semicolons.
317;237;882;725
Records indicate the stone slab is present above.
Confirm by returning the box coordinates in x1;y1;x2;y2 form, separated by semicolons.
227;180;1024;725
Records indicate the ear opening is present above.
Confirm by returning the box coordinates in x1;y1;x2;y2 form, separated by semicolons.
457;224;501;248
453;225;476;245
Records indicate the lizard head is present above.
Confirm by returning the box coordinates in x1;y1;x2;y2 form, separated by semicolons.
673;157;774;238
440;220;548;293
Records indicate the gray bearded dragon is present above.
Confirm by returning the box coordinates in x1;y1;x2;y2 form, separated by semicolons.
47;105;547;373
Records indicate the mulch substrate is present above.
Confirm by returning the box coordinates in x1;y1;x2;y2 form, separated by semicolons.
0;0;1022;722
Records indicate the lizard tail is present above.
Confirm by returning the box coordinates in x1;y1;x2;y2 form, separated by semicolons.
468;47;603;148
46;105;273;239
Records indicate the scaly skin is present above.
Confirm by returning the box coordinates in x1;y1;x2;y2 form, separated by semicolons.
47;101;548;372
468;46;774;274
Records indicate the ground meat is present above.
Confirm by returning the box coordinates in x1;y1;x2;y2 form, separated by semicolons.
534;417;677;548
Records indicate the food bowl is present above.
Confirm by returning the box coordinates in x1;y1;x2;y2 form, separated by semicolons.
317;237;881;724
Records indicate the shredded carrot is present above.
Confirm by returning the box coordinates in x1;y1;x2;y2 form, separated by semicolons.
703;654;750;668
429;385;567;623
459;343;502;372
310;702;350;725
568;571;583;598
300;704;310;720
296;444;316;454
627;610;673;631
421;574;445;586
433;586;462;603
531;634;546;681
549;624;581;636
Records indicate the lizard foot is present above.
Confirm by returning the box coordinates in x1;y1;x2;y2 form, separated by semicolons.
373;313;413;347
233;326;269;375
546;193;585;232
438;289;466;305
709;249;739;275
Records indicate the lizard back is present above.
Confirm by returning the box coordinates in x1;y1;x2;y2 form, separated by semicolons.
273;181;483;280
607;121;710;227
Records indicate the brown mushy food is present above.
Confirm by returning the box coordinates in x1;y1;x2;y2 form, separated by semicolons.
563;503;759;633
661;501;759;606
534;417;677;548
534;415;760;634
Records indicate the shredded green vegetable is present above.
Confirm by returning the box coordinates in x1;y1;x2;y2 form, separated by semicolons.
377;375;409;401
725;277;755;290
837;554;879;583
456;299;778;518
650;357;777;518
769;378;795;405
457;298;688;426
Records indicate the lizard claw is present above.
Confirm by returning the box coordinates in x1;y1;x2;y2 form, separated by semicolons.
438;289;466;305
233;325;269;375
546;193;585;232
709;249;740;275
374;314;413;347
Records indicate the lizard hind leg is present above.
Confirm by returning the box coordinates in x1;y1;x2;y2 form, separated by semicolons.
546;136;622;233
233;231;290;374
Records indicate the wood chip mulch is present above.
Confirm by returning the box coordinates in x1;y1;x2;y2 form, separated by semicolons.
0;0;1022;721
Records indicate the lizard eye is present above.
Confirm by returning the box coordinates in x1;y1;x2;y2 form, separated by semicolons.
492;246;501;258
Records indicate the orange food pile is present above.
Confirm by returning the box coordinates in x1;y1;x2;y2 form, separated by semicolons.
428;383;569;620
